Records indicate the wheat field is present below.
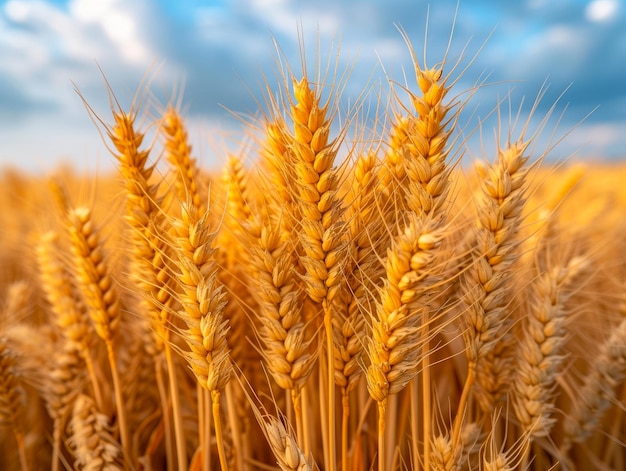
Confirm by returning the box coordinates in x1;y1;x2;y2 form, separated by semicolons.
0;35;625;471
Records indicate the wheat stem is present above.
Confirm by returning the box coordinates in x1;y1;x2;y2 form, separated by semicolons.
212;390;229;471
196;384;212;471
165;343;188;470
106;341;129;464
13;430;29;471
377;400;387;471
82;349;104;413
301;383;312;457
323;300;337;471
226;381;246;471
423;331;432;470
452;366;475;451
292;389;305;455
155;360;175;471
341;388;349;471
410;379;420;471
51;423;62;471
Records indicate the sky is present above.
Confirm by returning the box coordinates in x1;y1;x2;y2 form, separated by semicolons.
0;0;624;174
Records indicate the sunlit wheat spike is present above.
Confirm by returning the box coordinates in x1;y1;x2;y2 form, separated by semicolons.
66;205;130;454
44;340;86;424
289;75;348;306
264;416;313;471
335;152;381;392
430;433;458;471
246;214;316;391
108;108;174;352
512;256;586;439
453;138;532;421
67;207;120;342
366;214;443;402
162;105;205;212
461;139;530;371
172;201;232;393
36;231;92;346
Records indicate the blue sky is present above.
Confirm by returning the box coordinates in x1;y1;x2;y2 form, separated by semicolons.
0;0;624;173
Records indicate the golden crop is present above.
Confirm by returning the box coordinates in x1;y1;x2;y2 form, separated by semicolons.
0;35;625;471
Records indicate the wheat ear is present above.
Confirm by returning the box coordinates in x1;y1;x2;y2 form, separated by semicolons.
289;72;350;471
108;109;174;352
67;206;129;459
263;118;296;193
163;105;205;212
430;422;484;471
107;107;187;469
453;139;530;448
220;154;255;368
36;231;103;409
172;201;232;470
246;213;316;450
219;153;258;470
431;433;457;471
366;214;443;471
513;256;586;441
562;315;626;450
264;416;314;471
0;339;29;471
4;281;32;322
69;394;124;471
481;416;530;471
402;52;456;470
335;152;381;470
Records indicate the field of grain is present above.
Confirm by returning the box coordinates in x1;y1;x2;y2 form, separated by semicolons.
1;39;625;471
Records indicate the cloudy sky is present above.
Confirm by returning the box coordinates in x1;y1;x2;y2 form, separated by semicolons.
0;0;624;173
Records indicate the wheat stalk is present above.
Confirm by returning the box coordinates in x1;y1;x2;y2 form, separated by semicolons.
66;206;129;458
284;69;350;471
366;214;443;470
172;200;232;470
105;105;189;469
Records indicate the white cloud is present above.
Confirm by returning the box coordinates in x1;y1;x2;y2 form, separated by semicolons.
526;0;549;10
568;121;625;152
585;0;620;22
543;24;581;49
4;0;30;22
69;0;150;64
503;24;589;79
1;0;152;72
